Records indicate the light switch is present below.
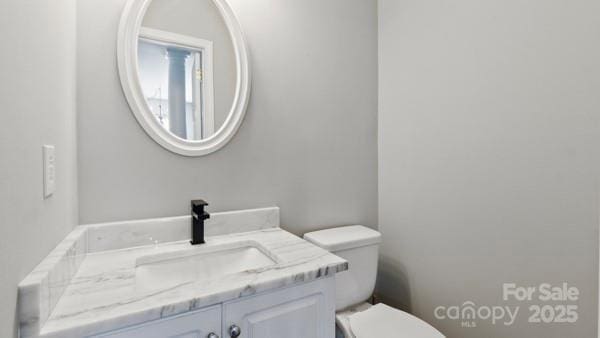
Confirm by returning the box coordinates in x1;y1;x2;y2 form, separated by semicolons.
43;145;56;198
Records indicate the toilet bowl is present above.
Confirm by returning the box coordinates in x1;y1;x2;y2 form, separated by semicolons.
304;225;444;338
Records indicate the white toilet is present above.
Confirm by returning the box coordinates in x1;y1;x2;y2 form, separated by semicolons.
304;225;444;338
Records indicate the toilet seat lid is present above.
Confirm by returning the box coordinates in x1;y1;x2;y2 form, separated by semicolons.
348;304;444;338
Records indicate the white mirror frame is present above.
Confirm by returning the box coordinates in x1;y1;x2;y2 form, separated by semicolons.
117;0;251;156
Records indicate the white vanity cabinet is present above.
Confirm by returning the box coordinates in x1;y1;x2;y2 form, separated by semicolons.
94;305;221;338
223;276;335;338
93;277;335;338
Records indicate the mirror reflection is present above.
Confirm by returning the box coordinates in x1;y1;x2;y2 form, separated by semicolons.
138;0;236;140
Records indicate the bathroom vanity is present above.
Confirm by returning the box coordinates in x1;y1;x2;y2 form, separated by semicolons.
18;207;347;338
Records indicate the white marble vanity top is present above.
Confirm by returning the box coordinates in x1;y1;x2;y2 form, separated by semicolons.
18;207;348;338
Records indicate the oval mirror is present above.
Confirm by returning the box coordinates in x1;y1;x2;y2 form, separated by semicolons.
118;0;250;156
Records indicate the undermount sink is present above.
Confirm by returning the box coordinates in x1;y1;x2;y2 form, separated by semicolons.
135;242;277;292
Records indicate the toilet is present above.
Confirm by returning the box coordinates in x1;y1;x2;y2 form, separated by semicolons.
304;225;444;338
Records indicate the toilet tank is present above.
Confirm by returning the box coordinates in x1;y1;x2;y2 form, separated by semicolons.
304;225;382;311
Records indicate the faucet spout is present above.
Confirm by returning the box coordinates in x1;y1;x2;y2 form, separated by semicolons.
191;199;210;245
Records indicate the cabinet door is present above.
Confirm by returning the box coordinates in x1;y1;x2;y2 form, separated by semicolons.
223;277;335;338
93;305;221;338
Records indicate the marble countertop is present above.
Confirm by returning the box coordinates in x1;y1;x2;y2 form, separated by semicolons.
18;208;348;338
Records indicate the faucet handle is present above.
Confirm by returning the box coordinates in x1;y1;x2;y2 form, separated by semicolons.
191;200;210;221
191;199;208;214
191;199;209;209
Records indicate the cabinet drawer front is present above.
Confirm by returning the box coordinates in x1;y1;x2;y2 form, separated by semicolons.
93;305;221;338
223;277;335;338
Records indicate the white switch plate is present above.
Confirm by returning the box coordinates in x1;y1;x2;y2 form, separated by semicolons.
43;145;56;198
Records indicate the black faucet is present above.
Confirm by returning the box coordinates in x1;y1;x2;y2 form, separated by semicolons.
191;199;210;245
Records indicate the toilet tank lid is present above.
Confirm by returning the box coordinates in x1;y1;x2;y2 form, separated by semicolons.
304;225;382;252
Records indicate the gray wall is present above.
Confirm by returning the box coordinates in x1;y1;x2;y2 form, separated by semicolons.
143;0;236;129
377;0;599;337
77;0;378;234
0;0;78;337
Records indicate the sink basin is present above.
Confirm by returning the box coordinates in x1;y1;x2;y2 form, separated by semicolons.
135;242;277;292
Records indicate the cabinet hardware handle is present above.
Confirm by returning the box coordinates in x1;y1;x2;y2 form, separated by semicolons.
229;324;241;337
207;333;219;338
